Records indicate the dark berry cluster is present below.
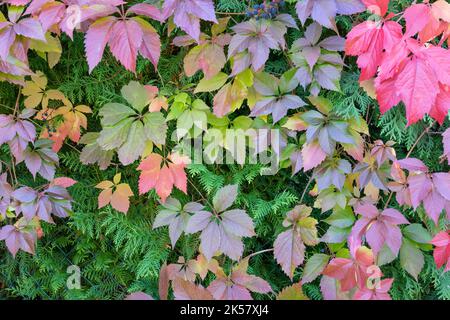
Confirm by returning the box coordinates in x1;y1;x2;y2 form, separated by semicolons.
246;0;286;20
41;110;57;137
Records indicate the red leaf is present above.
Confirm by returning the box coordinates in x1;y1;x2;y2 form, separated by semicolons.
430;231;450;272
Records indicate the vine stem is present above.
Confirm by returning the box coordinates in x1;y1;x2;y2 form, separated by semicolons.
13;87;21;117
300;175;313;203
245;248;274;261
383;122;434;209
9;88;22;187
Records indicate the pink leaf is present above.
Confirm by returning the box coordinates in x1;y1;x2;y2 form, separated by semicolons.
301;142;327;171
51;177;77;188
85;16;116;73
108;20;143;73
274;229;305;279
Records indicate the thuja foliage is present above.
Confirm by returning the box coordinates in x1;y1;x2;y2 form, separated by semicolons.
0;0;449;301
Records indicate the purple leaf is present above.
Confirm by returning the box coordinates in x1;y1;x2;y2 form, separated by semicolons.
200;221;221;260
221;209;255;238
335;0;366;14
13;17;46;41
185;211;213;233
212;184;238;213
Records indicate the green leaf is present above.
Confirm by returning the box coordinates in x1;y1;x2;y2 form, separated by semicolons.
308;96;332;115
324;207;355;228
194;72;229;93
121;81;150;112
235;69;253;87
143;112;168;145
167;101;187;121
279;68;298;94
302;253;329;283
207;113;230;127
377;245;396;266
400;238;424;280
100;103;135;126
118;121;146;165
403;224;432;244
233;116;253;130
192;99;210;111
97;118;134;150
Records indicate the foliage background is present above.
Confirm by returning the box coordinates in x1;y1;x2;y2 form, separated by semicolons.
0;0;449;300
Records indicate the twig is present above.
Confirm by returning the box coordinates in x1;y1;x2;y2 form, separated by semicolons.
215;11;246;16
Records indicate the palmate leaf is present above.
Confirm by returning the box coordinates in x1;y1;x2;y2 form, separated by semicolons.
0;218;37;257
153;198;205;248
174;17;231;80
250;69;306;123
347;1;450;126
0;109;36;162
0;8;46;61
350;203;409;256
353;278;394;300
228;15;296;72
97;81;167;165
167;93;210;139
23;139;58;181
96;173;134;214
138;153;189;203
79;132;114;170
163;0;218;42
289;22;345;95
83;3;163;73
394;158;450;224
185;185;255;261
296;0;365;31
208;258;272;300
12;184;72;223
296;96;362;171
322;246;374;292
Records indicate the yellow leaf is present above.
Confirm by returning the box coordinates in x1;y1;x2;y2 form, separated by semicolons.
277;283;309;300
113;173;122;185
142;141;154;158
360;78;376;99
308;96;332;115
75;105;92;113
211;17;230;36
96;180;114;190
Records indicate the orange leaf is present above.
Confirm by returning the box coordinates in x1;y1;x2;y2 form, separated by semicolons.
98;188;113;208
110;183;134;214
